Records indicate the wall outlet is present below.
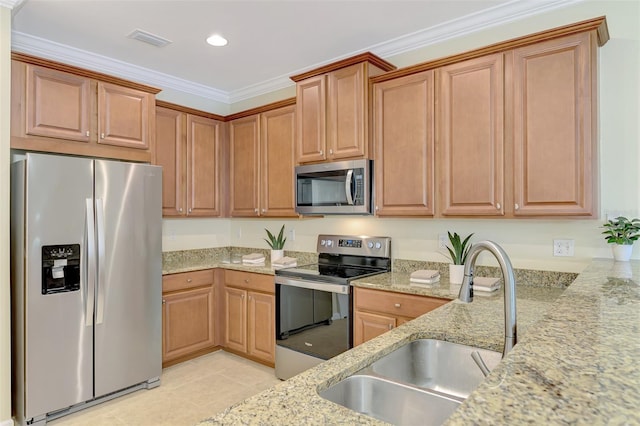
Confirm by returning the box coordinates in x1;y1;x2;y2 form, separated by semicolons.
438;234;448;249
289;228;296;241
236;227;242;240
553;239;574;257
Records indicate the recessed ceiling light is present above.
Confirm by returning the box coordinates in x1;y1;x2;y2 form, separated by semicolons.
206;34;228;47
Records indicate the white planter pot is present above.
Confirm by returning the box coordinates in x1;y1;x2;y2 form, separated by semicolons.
449;264;465;285
270;249;284;263
612;244;633;262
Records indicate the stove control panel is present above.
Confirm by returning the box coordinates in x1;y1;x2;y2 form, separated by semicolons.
317;235;391;258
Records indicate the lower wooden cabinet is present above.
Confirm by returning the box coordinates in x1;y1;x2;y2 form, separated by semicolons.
224;270;275;365
162;269;217;367
353;287;448;346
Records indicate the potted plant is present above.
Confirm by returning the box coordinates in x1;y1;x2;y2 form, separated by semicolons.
446;231;474;284
265;224;287;263
602;216;640;261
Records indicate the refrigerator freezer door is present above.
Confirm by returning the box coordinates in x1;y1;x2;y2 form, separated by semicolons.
93;160;162;397
22;153;94;418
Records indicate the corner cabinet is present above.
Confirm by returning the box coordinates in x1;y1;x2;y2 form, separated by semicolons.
11;54;158;163
353;287;448;346
292;53;396;164
162;269;218;367
228;102;297;217
223;270;275;365
155;103;223;217
372;70;435;217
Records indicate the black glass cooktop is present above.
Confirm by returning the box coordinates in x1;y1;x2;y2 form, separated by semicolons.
275;263;386;284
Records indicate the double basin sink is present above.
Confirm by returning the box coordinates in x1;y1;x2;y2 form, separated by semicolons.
319;339;502;425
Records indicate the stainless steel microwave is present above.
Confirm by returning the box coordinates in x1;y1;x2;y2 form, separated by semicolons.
295;159;372;215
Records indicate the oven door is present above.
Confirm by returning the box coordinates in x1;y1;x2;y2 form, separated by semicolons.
275;276;352;380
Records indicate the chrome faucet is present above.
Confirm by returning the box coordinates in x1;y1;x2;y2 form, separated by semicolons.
458;241;517;358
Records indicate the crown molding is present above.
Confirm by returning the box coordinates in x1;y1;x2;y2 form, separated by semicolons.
0;0;24;9
11;0;584;106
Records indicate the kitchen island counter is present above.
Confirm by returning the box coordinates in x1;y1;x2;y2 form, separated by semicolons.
198;259;639;425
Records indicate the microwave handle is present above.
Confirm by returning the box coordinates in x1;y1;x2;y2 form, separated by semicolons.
345;169;354;205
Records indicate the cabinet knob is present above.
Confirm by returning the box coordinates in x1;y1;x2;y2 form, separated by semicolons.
162;299;166;304
86;131;90;137
496;203;501;210
388;324;393;330
188;208;192;213
244;279;249;284
394;303;401;308
100;133;105;139
261;208;266;213
241;293;245;299
254;208;259;214
187;278;192;283
375;206;379;211
319;150;323;156
179;208;183;213
514;203;520;210
329;149;333;155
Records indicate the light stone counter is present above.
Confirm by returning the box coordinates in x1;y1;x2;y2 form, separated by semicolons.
195;258;640;426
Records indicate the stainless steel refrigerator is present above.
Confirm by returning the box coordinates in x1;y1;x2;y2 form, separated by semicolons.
11;153;162;425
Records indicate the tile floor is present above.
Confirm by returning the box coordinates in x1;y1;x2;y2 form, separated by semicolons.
49;350;281;426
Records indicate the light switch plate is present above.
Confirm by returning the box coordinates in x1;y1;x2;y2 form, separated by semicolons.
553;239;574;257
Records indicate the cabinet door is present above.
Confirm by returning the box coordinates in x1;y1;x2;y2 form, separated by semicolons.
186;114;221;217
373;70;435;216
156;107;185;216
230;115;260;217
25;65;91;142
327;63;366;160
224;287;247;354
162;286;215;362
247;292;275;363
438;54;505;216
98;82;151;149
353;311;396;346
296;75;326;163
261;105;297;217
511;32;596;217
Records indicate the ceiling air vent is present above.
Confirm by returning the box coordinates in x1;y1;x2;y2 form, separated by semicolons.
127;29;172;48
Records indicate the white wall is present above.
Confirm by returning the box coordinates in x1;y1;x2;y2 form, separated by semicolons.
1;6;12;425
165;0;640;274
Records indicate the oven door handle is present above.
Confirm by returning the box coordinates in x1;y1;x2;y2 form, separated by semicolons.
344;169;354;205
275;276;350;295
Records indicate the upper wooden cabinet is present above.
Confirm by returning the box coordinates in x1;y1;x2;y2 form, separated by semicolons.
228;101;297;217
437;53;505;217
291;53;396;164
373;70;435;217
155;103;223;217
11;54;158;162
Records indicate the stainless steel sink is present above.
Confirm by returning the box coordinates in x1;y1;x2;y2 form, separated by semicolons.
368;339;502;399
318;339;501;424
319;374;461;426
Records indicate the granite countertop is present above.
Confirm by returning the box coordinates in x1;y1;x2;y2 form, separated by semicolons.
195;260;640;425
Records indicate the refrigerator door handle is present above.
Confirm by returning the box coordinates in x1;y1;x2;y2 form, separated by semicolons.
85;198;96;326
96;198;106;325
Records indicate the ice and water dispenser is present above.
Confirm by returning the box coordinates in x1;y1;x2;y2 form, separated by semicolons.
41;244;81;294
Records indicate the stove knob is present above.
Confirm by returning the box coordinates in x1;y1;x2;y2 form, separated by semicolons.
367;242;374;249
326;240;333;247
320;240;326;246
375;242;382;250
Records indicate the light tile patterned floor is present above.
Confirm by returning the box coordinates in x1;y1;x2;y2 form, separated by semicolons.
49;351;281;426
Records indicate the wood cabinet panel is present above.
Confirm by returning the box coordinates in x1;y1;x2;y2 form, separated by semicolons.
229;115;260;216
373;70;435;216
186;115;222;217
163;269;215;293
327;63;366;159
224;270;273;293
511;32;596;216
163;286;215;362
97;82;151;149
224;287;248;354
296;75;326;163
25;65;91;142
248;292;276;364
353;311;396;347
155;107;185;216
437;54;505;216
261;105;297;217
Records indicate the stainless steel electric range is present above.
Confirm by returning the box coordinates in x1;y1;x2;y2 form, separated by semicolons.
274;234;391;380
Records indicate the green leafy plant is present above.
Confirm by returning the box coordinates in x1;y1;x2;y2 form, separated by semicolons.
265;225;287;250
602;216;640;245
446;231;474;265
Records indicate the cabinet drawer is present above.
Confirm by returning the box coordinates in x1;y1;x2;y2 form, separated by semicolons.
354;287;448;319
225;270;274;294
163;269;214;293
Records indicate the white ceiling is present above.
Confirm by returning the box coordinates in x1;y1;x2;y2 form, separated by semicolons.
9;0;581;104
